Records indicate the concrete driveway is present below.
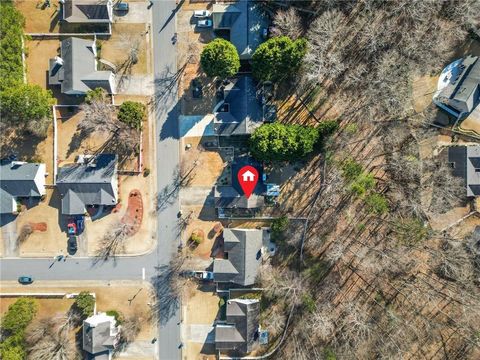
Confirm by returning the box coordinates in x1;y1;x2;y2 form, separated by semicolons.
114;3;151;24
185;324;215;343
180;186;214;206
117;75;155;96
179;115;215;138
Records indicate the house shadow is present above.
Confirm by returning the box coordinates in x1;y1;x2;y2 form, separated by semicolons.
49;8;60;32
0;214;17;227
48;188;69;235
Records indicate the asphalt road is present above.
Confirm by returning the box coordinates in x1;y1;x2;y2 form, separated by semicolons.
0;1;181;359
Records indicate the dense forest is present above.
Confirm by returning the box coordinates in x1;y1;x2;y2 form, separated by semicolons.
259;1;480;359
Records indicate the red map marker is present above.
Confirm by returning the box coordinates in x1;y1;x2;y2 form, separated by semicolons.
237;165;259;199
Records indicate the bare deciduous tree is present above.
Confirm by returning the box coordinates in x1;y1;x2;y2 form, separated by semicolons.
271;8;303;39
95;221;130;261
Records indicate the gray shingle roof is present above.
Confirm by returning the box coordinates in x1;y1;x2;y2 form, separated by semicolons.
0;188;15;214
214;76;263;136
214;185;265;209
82;313;117;355
56;154;118;215
0;161;46;198
213;229;265;286
215;299;260;354
212;1;267;60
49;37;114;95
437;55;480;116
63;0;112;23
448;145;480;197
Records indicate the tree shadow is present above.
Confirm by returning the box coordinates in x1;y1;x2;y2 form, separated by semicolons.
150;265;180;325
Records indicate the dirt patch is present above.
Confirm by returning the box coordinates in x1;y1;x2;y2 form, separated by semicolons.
412;74;438;113
100;23;148;76
29;222;47;232
121;190;144;236
15;0;62;33
181;139;225;186
185;216;220;260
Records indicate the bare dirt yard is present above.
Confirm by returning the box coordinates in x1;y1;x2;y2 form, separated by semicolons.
87;174;156;256
15;0;62;33
1;281;156;359
100;23;148;76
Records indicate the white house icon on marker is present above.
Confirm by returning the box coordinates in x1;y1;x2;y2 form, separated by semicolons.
242;170;255;182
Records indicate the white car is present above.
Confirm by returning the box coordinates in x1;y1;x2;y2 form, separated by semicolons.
193;10;211;18
197;19;213;28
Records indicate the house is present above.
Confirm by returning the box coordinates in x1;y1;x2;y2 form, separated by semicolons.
56;154;118;215
215;299;260;354
213;228;270;286
212;1;267;60
0;160;47;214
433;55;480;119
448;145;480;197
214;185;265;210
49;37;115;95
61;0;113;24
214;75;263;137
83;312;119;360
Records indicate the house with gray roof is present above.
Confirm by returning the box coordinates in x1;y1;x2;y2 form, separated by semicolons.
56;154;118;215
212;1;267;60
61;0;113;24
0;161;47;214
434;55;480;119
83;312;119;360
213;228;269;286
214;75;263;137
448;145;480;197
214;185;265;210
49;37;115;95
215;298;260;354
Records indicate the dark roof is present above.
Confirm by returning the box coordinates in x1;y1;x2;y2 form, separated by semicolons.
0;161;45;198
437;55;480;115
56;154;118;215
215;299;260;354
212;1;268;60
49;37;114;95
82;314;117;355
0;188;15;214
63;0;112;23
448;145;480;197
213;228;265;286
214;76;263;136
214;186;265;209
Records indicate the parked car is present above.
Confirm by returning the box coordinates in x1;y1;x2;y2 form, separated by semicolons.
75;216;85;234
114;2;129;12
193;10;211;18
194;271;214;281
67;221;77;235
18;276;33;285
68;236;78;253
197;19;213;28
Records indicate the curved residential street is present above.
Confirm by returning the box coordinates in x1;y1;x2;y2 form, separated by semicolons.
0;1;181;359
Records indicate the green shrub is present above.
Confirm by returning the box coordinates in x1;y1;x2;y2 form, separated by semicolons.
271;216;289;241
394;217;429;246
365;193;389;214
302;294;316;313
324;347;337;360
143;168;150;177
218;298;225;307
85;87;107;104
317;120;339;138
118;101;145;131
252;36;307;82
190;232;203;245
0;2;25;91
106;310;124;325
0;298;37;360
250;123;320;162
342;159;363;181
349;173;376;197
74;291;95;319
200;38;240;79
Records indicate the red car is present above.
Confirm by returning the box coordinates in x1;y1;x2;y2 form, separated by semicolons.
67;222;77;235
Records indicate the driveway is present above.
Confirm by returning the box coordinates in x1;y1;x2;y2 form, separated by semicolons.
114;3;151;24
180;186;214;206
179;115;215;137
185;324;215;343
1;216;18;257
117;75;155;96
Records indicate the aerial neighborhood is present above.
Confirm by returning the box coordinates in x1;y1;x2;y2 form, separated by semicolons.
1;1;480;360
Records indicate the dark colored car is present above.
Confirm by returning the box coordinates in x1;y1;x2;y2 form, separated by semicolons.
68;236;78;253
18;276;33;285
115;2;129;12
